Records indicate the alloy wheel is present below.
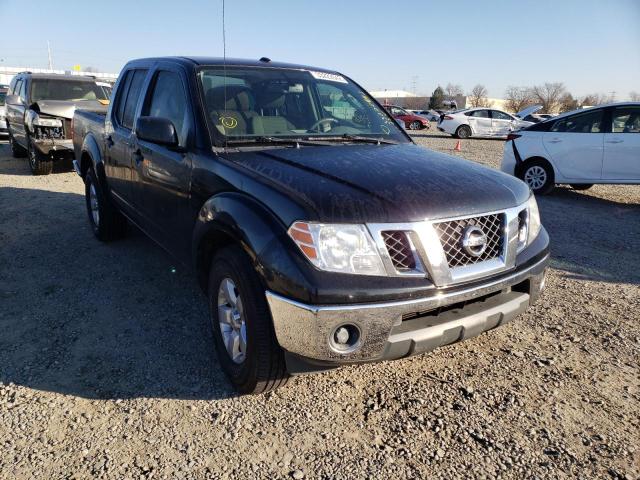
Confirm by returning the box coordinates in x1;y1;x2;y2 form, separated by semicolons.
89;182;100;226
217;278;247;364
524;166;547;191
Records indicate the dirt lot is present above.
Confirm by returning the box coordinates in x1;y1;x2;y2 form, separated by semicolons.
0;131;638;480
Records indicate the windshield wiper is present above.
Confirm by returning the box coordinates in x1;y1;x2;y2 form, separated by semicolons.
226;136;329;147
314;134;400;145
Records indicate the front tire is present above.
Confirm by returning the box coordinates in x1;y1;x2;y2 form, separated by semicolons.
28;139;53;175
455;125;471;139
570;184;593;191
521;160;555;195
84;168;127;241
208;246;289;394
409;120;422;131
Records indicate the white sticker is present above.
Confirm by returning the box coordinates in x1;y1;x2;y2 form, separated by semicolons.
308;70;348;84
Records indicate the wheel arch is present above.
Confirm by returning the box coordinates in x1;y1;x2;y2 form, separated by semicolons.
80;133;106;184
517;155;556;183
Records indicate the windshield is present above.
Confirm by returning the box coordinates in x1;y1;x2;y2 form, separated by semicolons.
30;79;108;102
198;66;408;144
0;90;6;106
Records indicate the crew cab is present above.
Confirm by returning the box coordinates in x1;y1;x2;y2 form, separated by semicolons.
5;72;108;174
73;57;549;394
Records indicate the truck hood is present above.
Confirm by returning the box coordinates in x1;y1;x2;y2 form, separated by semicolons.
228;143;530;223
30;100;108;120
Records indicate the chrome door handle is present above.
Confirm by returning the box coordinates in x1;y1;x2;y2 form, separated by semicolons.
606;139;623;144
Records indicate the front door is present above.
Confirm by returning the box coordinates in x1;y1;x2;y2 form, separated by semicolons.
134;68;193;257
543;108;604;181
603;105;640;180
491;110;516;137
7;78;27;146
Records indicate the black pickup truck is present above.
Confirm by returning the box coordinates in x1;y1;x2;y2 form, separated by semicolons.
73;57;549;394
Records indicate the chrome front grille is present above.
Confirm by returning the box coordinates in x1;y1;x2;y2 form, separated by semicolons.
433;213;505;268
382;231;416;271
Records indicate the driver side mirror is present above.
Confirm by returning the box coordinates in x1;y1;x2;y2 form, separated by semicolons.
5;94;23;106
136;116;178;148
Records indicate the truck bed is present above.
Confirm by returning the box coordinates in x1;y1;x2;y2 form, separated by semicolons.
73;108;107;161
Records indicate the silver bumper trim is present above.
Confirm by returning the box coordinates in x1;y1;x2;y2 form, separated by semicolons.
266;253;549;362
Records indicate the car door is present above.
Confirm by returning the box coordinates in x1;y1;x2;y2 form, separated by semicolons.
490;110;516;137
133;67;193;255
543;108;604;181
7;77;28;146
390;107;408;127
105;68;149;213
603;105;640;180
467;109;492;136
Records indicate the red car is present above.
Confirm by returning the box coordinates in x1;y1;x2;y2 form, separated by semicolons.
384;105;430;130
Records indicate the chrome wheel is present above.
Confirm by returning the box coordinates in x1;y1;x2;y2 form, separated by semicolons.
89;182;100;226
217;278;246;364
524;166;547;191
410;121;421;130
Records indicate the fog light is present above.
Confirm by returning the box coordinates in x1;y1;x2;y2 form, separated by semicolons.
329;324;361;353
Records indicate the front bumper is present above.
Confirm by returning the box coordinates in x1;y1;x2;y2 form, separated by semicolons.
266;253;548;368
32;138;74;159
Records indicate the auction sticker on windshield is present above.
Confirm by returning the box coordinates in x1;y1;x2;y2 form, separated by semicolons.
308;71;348;83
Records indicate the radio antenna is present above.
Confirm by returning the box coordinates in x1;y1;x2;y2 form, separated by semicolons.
222;0;228;149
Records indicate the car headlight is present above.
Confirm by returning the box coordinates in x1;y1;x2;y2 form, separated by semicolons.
517;195;541;251
288;222;386;276
25;110;63;131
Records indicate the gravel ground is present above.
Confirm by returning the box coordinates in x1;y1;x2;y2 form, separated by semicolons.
0;132;638;480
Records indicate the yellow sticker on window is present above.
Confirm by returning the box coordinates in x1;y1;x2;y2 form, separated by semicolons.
220;116;238;129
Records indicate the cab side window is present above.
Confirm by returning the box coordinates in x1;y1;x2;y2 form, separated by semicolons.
144;71;188;144
113;69;148;130
552;109;603;133
611;106;640;133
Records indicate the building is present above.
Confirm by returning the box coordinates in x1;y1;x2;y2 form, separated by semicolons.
0;66;118;87
369;89;516;113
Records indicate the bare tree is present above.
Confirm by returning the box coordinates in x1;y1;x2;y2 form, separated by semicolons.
629;91;640;101
504;86;535;114
468;84;491;108
580;93;609;107
558;92;579;113
444;83;464;101
531;82;566;113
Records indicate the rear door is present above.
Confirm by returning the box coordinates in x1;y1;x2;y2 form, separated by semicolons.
490;110;516;137
543;108;604;181
134;66;193;255
7;77;28;146
466;109;492;136
105;68;149;212
603;105;640;180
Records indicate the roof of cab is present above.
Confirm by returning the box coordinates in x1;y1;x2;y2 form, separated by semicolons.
125;56;340;74
15;72;98;81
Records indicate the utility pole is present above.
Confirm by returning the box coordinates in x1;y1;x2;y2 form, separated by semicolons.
411;75;418;95
47;41;53;70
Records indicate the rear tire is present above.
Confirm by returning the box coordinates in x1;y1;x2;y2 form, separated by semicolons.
84;168;128;241
28;138;53;175
569;184;593;191
9;133;27;158
455;125;471;139
208;245;289;394
520;160;555;195
409;121;422;130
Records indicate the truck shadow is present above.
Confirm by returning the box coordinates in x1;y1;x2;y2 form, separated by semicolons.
538;187;640;285
0;185;237;400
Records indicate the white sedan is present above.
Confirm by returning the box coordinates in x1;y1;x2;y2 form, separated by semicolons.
437;107;534;139
501;102;640;194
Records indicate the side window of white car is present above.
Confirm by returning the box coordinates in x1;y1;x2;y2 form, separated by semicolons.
611;106;640;133
551;110;603;133
470;110;490;118
491;110;512;121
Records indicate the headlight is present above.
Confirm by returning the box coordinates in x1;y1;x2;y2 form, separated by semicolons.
25;110;63;131
517;195;541;251
288;221;386;276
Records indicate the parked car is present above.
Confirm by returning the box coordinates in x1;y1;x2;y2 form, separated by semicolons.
437;107;534;139
501;102;640;194
73;56;549;394
0;85;8;138
96;81;113;99
384;105;430;130
514;105;555;124
412;109;441;121
5;72;109;174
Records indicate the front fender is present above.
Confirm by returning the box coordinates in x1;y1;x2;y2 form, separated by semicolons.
192;192;312;299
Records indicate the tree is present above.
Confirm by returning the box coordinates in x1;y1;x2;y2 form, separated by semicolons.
629;91;640;101
468;84;491;108
504;86;535;114
444;83;463;101
558;92;579;113
429;86;445;110
531;82;566;113
580;93;608;107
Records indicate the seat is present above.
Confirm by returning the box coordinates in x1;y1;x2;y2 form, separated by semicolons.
252;92;296;135
206;86;257;135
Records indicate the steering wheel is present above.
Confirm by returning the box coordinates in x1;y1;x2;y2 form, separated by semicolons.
310;118;339;132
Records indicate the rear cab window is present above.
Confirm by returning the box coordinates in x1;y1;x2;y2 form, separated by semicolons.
113;69;148;130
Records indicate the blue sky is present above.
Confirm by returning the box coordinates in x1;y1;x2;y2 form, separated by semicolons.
1;0;638;99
